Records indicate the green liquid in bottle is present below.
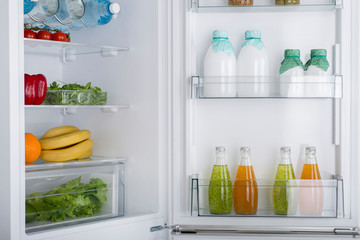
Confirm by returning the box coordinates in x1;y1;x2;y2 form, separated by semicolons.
209;165;233;214
273;164;297;215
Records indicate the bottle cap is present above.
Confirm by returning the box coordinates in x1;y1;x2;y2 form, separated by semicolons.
245;30;261;39
212;30;228;39
284;49;300;58
310;49;327;58
281;146;291;152
306;146;316;154
109;3;121;14
240;146;251;154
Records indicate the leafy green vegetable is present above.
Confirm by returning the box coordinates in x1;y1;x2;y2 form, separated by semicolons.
26;177;108;222
44;81;107;105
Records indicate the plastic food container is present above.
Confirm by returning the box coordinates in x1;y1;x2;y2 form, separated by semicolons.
44;90;107;105
25;158;125;233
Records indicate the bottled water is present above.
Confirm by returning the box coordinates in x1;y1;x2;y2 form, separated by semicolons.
70;0;120;29
43;0;85;28
25;0;59;24
24;0;37;14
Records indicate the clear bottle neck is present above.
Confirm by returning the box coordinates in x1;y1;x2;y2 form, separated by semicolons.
215;146;227;165
239;147;252;166
304;146;318;164
280;147;292;165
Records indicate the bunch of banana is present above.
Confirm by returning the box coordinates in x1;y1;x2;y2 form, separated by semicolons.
39;125;93;162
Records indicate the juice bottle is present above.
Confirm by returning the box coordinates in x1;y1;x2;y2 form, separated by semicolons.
299;147;324;215
209;146;233;214
233;147;258;215
273;147;297;215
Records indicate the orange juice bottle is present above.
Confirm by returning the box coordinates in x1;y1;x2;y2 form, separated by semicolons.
299;146;324;215
233;147;258;215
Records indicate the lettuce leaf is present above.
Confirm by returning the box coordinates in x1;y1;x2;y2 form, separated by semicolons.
26;177;108;222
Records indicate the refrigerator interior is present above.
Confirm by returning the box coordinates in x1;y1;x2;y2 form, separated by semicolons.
171;0;359;231
23;0;169;237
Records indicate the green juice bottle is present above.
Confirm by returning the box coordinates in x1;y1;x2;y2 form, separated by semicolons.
209;146;233;214
273;147;297;215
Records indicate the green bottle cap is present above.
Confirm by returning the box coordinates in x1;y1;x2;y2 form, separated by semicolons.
284;49;300;58
245;30;261;39
212;30;228;39
310;49;327;58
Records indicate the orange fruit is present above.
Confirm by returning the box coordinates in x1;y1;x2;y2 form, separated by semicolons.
25;133;41;163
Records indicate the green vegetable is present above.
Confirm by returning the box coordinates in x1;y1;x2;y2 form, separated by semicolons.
44;81;107;105
26;177;108;222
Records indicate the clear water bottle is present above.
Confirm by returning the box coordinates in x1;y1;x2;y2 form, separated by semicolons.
25;0;59;24
24;0;37;14
70;0;120;29
43;0;85;28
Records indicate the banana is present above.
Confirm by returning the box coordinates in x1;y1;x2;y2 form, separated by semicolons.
41;125;80;140
40;130;91;150
40;139;93;162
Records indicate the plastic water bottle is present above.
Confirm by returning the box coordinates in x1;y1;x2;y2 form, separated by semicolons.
24;0;37;14
203;30;237;98
279;49;305;97
236;30;270;97
43;0;85;28
70;0;120;29
25;0;59;24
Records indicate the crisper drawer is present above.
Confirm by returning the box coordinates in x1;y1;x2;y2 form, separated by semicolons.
191;177;344;218
25;157;125;233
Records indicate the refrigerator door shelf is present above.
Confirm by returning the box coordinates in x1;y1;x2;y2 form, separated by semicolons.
192;75;343;99
191;177;344;218
191;0;341;12
25;157;126;233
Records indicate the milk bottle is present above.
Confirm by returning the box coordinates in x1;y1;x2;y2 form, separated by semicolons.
279;49;305;97
203;30;236;98
236;30;270;97
304;49;331;97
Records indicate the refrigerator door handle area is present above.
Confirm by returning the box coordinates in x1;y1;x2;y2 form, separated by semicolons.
165;225;360;237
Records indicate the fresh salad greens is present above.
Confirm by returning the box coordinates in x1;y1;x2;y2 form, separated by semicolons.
26;177;108;223
44;81;107;105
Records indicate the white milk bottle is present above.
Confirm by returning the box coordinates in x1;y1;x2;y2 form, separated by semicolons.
203;30;236;98
279;49;305;97
236;30;270;97
304;49;331;97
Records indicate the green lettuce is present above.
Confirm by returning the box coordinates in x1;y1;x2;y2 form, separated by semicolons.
26;177;108;223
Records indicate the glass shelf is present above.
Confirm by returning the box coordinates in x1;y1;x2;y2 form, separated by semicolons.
191;75;343;99
191;177;344;218
26;156;128;171
25;104;129;114
24;38;129;59
191;0;341;12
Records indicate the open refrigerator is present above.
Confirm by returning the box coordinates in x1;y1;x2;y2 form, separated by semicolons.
1;0;360;239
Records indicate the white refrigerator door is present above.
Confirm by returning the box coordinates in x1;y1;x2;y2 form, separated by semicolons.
168;0;360;239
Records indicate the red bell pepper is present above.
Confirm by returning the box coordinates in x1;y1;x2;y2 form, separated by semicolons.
24;74;47;105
